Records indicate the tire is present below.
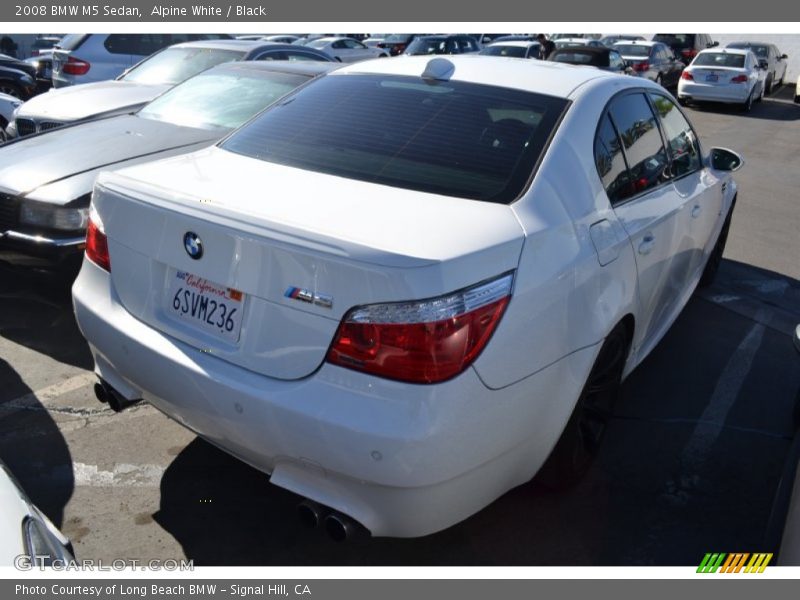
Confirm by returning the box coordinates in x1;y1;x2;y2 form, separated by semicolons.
698;204;734;288
766;73;773;94
536;324;630;488
741;89;754;112
678;97;688;107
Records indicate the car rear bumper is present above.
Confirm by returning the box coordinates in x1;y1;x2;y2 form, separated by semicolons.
0;229;85;269
73;258;595;537
678;81;752;103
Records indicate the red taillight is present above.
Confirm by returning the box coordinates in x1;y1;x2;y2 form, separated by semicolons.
632;61;649;72
731;74;748;83
681;70;694;80
86;216;110;271
327;274;513;384
62;56;91;75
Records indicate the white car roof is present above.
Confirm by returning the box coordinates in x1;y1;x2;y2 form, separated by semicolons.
334;55;616;99
613;40;658;48
487;41;539;48
553;37;594;43
697;47;750;57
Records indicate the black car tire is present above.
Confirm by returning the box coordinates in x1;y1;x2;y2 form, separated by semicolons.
741;89;754;112
766;73;774;94
698;202;734;288
536;323;630;489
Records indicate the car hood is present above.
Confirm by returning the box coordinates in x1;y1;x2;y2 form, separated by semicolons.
0;115;220;196
16;81;170;122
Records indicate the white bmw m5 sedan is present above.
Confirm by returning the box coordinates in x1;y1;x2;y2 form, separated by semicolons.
73;55;743;539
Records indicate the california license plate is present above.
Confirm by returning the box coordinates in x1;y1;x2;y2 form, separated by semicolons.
167;270;245;343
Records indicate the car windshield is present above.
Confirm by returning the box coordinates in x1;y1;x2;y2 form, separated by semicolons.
693;53;746;68
121;47;244;85
728;44;768;58
481;45;528;58
615;44;651;57
138;69;309;130
405;38;449;55
220;73;569;203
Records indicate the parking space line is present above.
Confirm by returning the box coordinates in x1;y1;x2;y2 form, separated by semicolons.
0;372;97;419
681;309;768;470
73;462;165;488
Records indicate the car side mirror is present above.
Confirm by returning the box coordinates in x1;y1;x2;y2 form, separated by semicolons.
709;41;719;48
780;53;788;59
709;147;744;172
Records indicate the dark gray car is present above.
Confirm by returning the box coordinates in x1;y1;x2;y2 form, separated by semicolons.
9;40;335;138
0;61;336;272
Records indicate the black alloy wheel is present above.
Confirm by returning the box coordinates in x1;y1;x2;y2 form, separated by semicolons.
537;324;630;488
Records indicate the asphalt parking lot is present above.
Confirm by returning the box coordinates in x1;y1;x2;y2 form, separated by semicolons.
1;84;798;566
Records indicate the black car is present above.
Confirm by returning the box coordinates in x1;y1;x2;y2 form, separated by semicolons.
653;33;717;64
549;45;629;74
377;34;421;56
0;65;37;99
404;35;481;56
0;54;37;79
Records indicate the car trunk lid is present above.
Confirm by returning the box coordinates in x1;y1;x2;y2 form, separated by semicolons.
93;146;525;380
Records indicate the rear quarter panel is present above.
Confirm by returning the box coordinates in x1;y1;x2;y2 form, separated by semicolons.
474;77;640;389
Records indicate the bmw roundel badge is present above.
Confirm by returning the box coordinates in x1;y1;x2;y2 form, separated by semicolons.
183;232;203;260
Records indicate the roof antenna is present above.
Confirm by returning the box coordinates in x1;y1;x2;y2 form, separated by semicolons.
421;58;455;82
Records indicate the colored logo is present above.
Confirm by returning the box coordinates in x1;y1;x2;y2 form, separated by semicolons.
697;552;773;573
183;232;203;260
284;286;333;309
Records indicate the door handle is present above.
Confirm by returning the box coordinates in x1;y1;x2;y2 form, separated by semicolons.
638;235;655;255
691;205;702;218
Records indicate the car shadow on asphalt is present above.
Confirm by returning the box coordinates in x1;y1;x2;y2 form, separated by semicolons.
0;264;92;370
0;357;75;528
149;259;799;565
686;84;800;121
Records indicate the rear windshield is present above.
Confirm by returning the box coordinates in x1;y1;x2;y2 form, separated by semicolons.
480;45;528;58
693;53;745;68
727;43;768;58
55;34;88;51
552;51;598;65
221;74;569;203
405;38;450;55
614;44;651;57
384;34;414;43
653;34;694;49
121;47;243;85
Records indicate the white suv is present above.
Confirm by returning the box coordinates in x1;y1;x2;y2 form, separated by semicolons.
51;33;231;87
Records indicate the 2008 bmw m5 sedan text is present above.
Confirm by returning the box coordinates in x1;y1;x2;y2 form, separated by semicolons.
73;56;743;538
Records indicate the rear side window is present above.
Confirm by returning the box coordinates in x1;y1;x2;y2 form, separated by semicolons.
594;114;631;205
649;93;701;178
221;74;569;203
104;34;139;55
595;92;670;204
